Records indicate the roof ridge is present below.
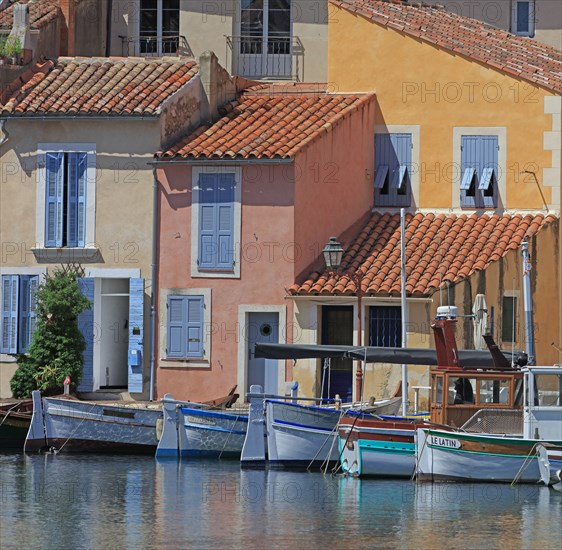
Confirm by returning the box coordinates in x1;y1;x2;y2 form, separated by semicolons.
330;0;562;93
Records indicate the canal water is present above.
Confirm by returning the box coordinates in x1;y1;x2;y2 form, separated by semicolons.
1;452;561;549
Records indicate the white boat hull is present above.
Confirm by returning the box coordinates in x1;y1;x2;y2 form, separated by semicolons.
416;428;562;483
26;393;161;453
266;400;342;467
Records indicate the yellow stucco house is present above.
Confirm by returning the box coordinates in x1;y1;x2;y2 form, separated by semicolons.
286;0;561;405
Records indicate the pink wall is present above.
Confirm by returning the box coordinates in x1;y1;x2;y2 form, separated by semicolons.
154;100;376;401
293;100;376;278
155;163;297;401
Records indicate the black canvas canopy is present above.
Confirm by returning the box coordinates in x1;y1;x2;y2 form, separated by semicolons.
254;343;527;369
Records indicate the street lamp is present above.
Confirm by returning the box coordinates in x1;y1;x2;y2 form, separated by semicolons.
322;237;364;403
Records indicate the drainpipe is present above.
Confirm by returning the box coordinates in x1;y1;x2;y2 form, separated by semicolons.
149;165;158;401
521;241;535;365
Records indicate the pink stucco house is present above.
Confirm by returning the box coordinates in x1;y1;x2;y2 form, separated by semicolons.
153;84;376;402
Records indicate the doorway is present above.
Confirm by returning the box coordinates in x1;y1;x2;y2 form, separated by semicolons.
321;305;353;402
247;312;279;394
97;278;129;388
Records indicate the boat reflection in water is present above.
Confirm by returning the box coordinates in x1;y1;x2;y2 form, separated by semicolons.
2;452;560;548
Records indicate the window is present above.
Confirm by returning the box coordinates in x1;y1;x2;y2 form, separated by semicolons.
479;379;509;404
140;0;179;55
1;275;39;354
460;135;498;209
502;296;517;342
45;152;87;248
512;1;535;37
368;306;402;347
197;173;236;271
166;295;204;359
240;0;291;55
374;133;411;207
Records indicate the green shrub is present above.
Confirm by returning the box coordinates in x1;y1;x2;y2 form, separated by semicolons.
10;270;91;398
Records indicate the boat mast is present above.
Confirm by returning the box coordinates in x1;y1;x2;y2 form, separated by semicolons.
522;241;535;366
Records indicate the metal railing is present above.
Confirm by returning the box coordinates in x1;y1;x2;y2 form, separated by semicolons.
226;35;303;81
119;35;191;57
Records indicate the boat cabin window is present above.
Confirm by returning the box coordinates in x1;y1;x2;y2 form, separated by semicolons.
534;373;562;406
433;375;443;404
514;378;524;407
479;379;509;404
448;377;476;405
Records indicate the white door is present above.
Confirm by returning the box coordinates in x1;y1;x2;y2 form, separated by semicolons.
247;312;279;394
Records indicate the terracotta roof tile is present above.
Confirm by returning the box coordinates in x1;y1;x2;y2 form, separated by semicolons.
331;0;562;94
290;212;556;297
0;0;59;30
0;56;199;117
160;88;375;159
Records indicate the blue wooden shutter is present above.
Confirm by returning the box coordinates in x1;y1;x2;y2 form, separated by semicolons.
127;278;144;393
77;278;95;392
185;296;204;358
198;173;235;270
391;134;411;206
216;174;235;269
199;174;219;269
45;153;64;247
461;136;498;208
375;134;411;207
167;296;187;358
479;136;498;209
66;153;87;247
77;153;87;247
460;136;479;208
18;275;38;353
1;275;18;353
67;154;78;247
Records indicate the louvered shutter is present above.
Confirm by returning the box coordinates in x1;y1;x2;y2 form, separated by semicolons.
45;153;64;247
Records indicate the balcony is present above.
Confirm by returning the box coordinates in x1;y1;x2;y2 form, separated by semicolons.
119;35;191;58
226;36;304;81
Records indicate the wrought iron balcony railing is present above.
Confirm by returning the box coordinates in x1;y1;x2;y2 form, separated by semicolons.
226;35;304;81
119;35;191;57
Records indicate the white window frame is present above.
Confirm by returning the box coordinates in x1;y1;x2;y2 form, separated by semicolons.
159;287;212;368
35;143;97;254
191;166;242;279
452;127;506;210
512;0;535;37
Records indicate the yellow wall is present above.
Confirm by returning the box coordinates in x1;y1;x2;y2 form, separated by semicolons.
328;6;560;211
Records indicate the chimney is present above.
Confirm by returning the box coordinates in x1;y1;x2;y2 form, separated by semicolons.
9;3;32;61
198;51;237;122
60;0;75;56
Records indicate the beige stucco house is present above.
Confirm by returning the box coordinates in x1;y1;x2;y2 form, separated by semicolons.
109;0;328;82
0;53;235;398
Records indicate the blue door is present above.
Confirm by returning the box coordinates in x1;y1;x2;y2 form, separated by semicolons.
247;312;279;394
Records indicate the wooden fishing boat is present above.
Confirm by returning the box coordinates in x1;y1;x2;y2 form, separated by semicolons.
156;394;248;458
265;393;402;468
415;365;562;483
337;308;530;478
0;399;33;450
25;390;163;454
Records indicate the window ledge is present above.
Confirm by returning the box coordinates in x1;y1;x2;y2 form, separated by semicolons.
0;353;18;363
31;247;101;263
160;358;210;369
